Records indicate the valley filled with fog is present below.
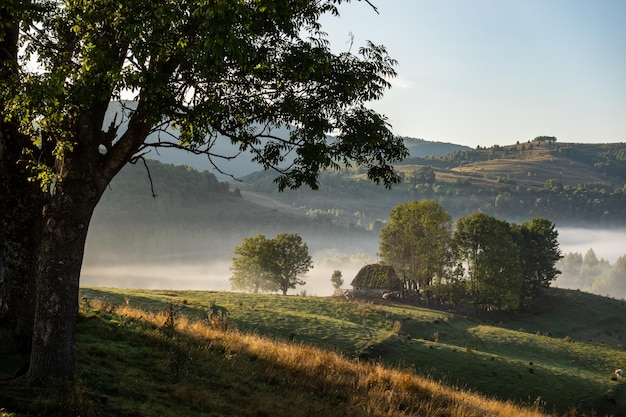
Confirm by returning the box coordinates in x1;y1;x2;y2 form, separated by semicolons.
81;226;626;298
81;147;626;298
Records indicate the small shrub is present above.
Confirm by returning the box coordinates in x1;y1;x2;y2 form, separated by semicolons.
393;320;402;335
162;302;180;338
206;309;229;332
168;337;193;379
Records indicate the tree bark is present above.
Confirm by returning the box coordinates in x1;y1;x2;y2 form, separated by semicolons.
28;188;99;382
0;126;46;355
0;0;42;356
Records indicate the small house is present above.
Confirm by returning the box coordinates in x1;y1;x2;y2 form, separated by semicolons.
350;264;403;297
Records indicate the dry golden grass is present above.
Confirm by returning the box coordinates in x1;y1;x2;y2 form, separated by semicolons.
102;300;557;417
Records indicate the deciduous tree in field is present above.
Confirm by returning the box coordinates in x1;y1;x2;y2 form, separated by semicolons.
378;200;453;294
453;213;523;311
230;233;312;295
512;217;562;307
229;235;279;294
0;0;406;383
330;270;344;291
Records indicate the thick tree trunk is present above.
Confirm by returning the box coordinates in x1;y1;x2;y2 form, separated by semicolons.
0;2;42;356
0;127;45;355
28;189;99;382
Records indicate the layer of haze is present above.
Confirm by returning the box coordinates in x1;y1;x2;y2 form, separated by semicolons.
322;0;626;147
81;227;626;298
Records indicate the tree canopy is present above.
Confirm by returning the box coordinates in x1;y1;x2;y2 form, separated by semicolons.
0;0;405;383
330;270;343;290
376;202;561;311
230;233;312;295
378;200;453;292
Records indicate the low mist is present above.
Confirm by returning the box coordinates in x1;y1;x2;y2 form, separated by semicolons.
81;228;378;297
81;226;626;298
81;251;374;297
557;228;626;264
554;227;626;299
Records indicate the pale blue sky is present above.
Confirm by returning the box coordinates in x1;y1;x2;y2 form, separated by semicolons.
322;0;626;147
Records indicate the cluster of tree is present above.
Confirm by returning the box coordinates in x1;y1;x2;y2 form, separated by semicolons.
230;233;313;295
557;249;626;299
378;201;562;311
532;136;557;143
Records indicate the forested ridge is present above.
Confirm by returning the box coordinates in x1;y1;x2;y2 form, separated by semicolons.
89;140;626;267
86;160;375;266
243;140;626;228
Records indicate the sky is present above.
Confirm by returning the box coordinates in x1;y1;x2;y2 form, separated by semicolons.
320;0;626;148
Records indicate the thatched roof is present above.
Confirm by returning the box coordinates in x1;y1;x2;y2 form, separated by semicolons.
350;264;402;290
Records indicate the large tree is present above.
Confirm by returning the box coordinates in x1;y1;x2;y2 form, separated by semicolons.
0;0;406;383
512;217;562;308
453;213;523;311
378;200;453;294
266;233;313;295
230;233;312;295
229;235;280;294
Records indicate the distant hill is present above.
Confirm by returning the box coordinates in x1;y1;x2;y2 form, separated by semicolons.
104;100;471;180
85;159;377;267
145;134;471;180
242;140;626;227
402;136;471;157
401;140;626;190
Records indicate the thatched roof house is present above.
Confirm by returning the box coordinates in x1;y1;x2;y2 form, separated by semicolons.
350;264;403;295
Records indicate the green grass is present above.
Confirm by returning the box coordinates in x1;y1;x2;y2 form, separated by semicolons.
73;287;626;416
2;287;625;416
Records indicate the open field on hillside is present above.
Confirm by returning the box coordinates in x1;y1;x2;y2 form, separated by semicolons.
58;288;626;415
2;287;625;416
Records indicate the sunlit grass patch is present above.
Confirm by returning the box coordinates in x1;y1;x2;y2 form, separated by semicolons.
71;298;553;417
71;287;626;416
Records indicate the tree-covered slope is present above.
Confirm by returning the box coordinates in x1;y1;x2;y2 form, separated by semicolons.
242;141;626;227
85;159;376;266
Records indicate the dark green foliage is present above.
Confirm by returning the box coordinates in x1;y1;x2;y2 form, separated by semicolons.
375;200;561;311
243;142;626;229
230;233;313;295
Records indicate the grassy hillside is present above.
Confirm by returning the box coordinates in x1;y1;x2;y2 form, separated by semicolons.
422;142;626;190
2;287;621;416
244;141;626;226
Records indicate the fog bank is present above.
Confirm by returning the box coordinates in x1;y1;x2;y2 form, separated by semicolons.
81;250;375;297
557;228;626;264
80;227;626;298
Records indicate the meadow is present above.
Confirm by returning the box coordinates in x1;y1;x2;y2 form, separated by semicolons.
1;287;625;416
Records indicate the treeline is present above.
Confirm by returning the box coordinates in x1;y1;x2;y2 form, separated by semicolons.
379;201;561;312
243;142;626;227
402;142;626;180
557;249;626;299
86;160;376;265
